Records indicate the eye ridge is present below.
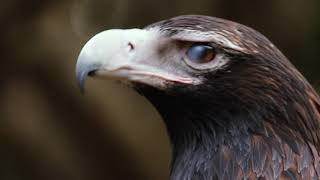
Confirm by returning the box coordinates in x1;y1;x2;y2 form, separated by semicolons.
186;43;216;64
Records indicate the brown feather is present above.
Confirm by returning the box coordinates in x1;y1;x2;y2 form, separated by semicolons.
139;15;320;180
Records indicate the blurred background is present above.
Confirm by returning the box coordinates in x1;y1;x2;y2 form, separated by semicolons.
1;0;320;179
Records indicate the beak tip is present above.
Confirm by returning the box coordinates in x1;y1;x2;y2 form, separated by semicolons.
76;71;86;94
76;60;100;94
78;81;85;94
76;60;91;94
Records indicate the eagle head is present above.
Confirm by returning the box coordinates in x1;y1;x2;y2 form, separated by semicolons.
75;15;320;180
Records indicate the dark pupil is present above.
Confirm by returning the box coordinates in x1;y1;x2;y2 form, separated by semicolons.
187;44;214;63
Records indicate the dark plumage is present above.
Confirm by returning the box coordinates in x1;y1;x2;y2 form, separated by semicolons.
76;15;320;180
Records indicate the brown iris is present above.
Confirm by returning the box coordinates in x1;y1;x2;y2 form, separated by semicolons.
186;44;216;64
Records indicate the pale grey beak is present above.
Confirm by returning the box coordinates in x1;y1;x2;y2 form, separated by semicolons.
75;29;137;93
75;54;101;93
75;28;197;93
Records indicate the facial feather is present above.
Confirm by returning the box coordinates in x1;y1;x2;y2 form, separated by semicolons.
76;15;320;180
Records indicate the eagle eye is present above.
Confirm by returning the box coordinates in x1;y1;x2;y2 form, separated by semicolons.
186;44;216;64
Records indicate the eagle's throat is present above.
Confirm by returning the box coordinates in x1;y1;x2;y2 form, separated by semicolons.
134;82;319;180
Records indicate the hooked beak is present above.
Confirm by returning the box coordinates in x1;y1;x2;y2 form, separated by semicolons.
75;29;195;93
76;57;100;93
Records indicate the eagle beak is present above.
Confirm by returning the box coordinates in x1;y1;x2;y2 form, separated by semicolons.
76;29;151;92
76;29;195;92
76;56;101;93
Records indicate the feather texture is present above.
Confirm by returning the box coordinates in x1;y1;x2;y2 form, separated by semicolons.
138;15;320;180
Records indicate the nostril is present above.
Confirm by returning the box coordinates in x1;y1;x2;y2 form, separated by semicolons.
128;42;134;51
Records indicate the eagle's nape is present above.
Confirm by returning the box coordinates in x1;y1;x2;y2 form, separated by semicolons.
75;15;320;180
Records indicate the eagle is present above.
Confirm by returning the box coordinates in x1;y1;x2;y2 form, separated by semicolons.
75;15;320;180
